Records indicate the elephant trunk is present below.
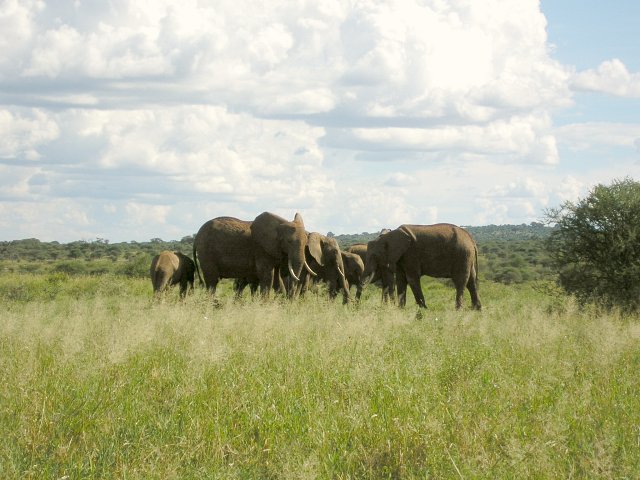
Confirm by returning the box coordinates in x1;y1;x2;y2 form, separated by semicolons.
339;268;350;300
362;261;376;285
287;241;307;284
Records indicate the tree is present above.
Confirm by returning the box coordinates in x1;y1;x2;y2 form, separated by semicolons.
545;177;640;311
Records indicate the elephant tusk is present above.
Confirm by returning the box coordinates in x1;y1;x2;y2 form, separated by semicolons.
288;259;301;282
337;264;345;280
362;269;375;285
304;259;317;277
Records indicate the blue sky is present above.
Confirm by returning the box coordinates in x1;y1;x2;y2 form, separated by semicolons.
543;1;640;71
1;0;639;242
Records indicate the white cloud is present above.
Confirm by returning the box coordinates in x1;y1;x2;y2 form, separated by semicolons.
0;0;44;75
7;0;570;121
0;0;596;241
385;173;419;187
0;199;95;241
556;122;640;151
0;109;59;160
573;59;640;98
330;113;559;164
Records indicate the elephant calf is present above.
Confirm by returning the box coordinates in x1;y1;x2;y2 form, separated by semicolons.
341;251;365;301
346;242;395;302
150;251;195;298
298;232;349;303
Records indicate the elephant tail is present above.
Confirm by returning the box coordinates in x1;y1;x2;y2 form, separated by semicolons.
474;243;479;281
193;242;204;286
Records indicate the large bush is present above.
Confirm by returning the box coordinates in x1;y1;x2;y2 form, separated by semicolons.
546;177;640;311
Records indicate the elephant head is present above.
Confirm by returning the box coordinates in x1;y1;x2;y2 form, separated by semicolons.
307;232;349;297
251;211;316;283
362;226;417;285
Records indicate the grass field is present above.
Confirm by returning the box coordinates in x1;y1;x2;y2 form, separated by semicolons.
1;273;639;478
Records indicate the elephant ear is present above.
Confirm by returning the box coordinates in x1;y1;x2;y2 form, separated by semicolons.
251;211;284;258
293;212;305;228
307;232;324;266
384;226;416;267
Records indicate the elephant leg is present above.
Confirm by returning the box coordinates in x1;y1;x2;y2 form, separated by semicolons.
233;278;247;298
404;269;426;308
381;269;396;304
327;278;338;300
199;263;220;297
256;259;275;296
355;283;362;301
396;272;408;307
339;275;350;304
210;280;221;297
454;280;465;310
342;279;350;304
467;270;482;310
179;278;189;298
272;267;286;295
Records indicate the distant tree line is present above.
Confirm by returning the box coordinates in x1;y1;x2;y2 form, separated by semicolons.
0;224;555;284
5;174;639;313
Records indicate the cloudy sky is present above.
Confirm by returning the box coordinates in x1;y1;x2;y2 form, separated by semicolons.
1;0;639;242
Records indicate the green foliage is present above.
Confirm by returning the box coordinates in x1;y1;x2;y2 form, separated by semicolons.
115;253;153;278
0;237;193;278
1;225;556;284
479;238;553;284
546;177;640;312
1;275;639;477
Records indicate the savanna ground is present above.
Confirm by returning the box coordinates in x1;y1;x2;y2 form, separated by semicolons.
1;273;640;479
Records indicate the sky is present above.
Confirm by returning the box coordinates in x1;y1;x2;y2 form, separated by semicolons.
1;0;639;242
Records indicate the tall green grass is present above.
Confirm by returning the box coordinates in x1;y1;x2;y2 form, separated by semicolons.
1;274;639;478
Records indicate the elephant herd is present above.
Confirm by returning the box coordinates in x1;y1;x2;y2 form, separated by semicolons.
150;211;482;310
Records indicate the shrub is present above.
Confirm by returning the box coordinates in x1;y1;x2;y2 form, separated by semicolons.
53;260;88;275
545;177;640;311
116;253;152;278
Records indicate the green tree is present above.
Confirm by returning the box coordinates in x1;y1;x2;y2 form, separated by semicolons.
545;177;640;311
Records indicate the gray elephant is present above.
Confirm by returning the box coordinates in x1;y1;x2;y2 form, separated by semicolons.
150;250;195;298
346;241;395;302
363;224;481;310
299;232;349;302
341;250;365;301
250;212;316;293
345;243;367;263
193;212;315;297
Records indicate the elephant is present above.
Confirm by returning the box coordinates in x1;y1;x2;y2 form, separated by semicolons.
346;240;395;302
362;224;481;310
345;243;367;263
341;250;365;301
193;216;255;296
298;232;350;302
250;212;316;294
193;212;315;297
150;250;195;298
